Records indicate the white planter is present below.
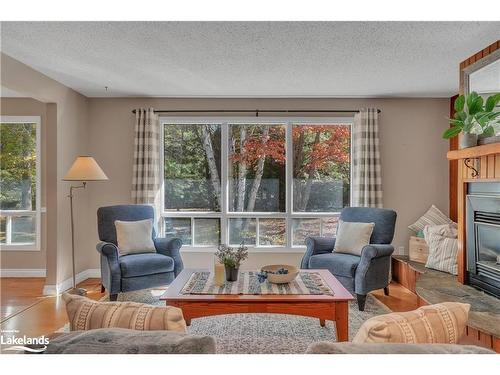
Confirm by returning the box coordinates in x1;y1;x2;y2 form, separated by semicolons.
459;133;478;149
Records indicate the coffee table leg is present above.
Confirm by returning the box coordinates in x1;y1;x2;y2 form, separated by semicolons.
334;302;349;342
319;319;326;327
185;318;191;326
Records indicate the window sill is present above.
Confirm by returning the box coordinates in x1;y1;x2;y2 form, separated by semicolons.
0;244;40;251
180;246;306;253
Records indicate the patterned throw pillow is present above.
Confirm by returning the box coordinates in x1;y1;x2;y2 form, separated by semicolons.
408;205;453;233
63;294;187;332
424;230;459;275
353;302;470;344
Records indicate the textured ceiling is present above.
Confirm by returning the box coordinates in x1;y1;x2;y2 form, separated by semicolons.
1;22;499;98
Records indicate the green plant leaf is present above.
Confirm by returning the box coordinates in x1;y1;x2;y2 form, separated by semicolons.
442;126;462;139
454;111;466;121
454;95;465;112
482;126;495;137
467;91;479;109
463;116;473;132
469;96;483;115
448;118;464;126
485;93;500;112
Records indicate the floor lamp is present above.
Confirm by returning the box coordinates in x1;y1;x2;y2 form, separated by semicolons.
63;156;108;295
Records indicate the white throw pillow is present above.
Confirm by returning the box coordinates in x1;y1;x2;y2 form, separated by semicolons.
115;219;156;256
424;223;458;239
334;220;375;256
424;231;459;275
408;205;453;233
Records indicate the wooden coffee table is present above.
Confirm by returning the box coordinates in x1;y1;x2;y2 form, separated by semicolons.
161;269;354;341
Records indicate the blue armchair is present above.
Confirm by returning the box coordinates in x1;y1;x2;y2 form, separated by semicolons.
301;207;397;311
96;205;183;301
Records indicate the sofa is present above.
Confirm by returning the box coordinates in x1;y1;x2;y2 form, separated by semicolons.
306;342;494;354
42;329;493;354
44;328;216;354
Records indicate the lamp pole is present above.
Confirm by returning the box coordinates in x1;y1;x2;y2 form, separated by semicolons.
63;156;108;295
69;182;87;295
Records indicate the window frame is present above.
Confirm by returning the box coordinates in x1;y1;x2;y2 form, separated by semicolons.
0;116;42;251
160;116;352;253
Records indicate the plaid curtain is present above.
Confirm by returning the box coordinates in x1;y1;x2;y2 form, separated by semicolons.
352;108;383;208
131;108;161;222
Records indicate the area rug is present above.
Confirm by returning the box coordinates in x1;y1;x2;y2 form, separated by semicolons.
85;287;391;354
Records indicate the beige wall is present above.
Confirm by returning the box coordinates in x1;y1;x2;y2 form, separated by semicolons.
1;53;451;279
1;53;89;285
0;98;47;270
85;97;450;270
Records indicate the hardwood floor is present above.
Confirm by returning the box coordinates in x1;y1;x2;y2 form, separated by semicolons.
372;282;419;312
1;277;46;320
0;278;105;339
0;277;417;340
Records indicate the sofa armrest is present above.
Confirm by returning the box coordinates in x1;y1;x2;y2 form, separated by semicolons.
301;237;336;269
96;241;119;259
96;242;121;294
360;244;394;260
154;238;183;276
354;244;394;295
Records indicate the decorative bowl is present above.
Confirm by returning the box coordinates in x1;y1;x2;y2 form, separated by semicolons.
261;264;299;284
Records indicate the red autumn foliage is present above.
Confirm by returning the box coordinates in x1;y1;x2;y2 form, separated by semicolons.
231;124;350;173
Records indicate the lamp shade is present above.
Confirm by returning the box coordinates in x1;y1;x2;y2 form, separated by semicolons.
63;156;108;181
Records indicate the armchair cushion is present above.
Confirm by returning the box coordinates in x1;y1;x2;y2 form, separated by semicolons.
119;253;174;278
334;220;375;256
309;252;360;278
115;219;156;255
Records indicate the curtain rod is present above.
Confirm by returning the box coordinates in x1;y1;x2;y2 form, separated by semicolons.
131;109;381;116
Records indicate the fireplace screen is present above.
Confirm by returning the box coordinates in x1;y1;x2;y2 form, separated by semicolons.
475;221;500;277
466;182;500;298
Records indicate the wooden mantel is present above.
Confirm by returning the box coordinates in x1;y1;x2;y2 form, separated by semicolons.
447;143;500;160
450;40;500;284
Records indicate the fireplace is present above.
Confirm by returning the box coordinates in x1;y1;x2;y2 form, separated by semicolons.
466;182;500;298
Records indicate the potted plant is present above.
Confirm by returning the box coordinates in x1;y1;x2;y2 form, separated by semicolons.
442;92;500;149
215;243;248;282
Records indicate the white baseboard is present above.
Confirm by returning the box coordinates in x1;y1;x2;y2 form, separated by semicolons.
42;268;101;296
0;268;46;277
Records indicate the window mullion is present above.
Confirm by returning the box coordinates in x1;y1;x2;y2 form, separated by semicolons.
221;122;229;246
6;216;12;245
286;121;293;248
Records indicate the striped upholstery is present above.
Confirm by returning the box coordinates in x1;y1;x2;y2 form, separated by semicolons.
63;294;186;333
408;205;452;232
353;302;470;344
352;108;383;208
424;228;459;275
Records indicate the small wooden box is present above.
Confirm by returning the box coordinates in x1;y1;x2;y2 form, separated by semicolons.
409;236;429;264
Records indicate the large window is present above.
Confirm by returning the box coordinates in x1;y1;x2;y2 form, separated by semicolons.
161;118;351;250
0;116;41;251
